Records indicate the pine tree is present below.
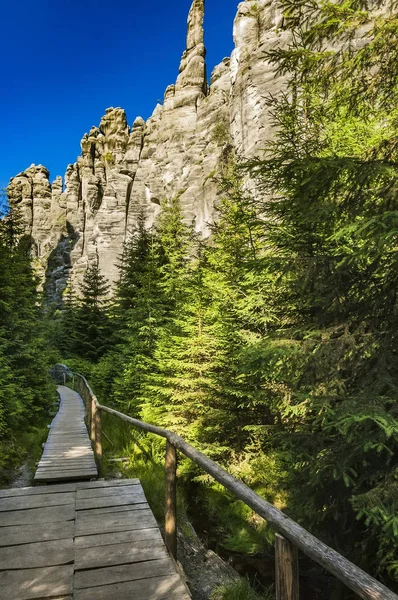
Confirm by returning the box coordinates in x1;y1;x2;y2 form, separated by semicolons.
120;196;194;416
116;209;151;316
0;203;54;475
73;263;113;361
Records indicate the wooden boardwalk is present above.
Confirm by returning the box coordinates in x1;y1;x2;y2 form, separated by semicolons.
0;479;191;599
0;386;191;599
34;386;98;482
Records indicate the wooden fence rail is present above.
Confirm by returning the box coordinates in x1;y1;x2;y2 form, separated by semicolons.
69;370;398;600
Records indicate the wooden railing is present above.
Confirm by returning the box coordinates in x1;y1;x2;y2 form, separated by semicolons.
70;371;398;600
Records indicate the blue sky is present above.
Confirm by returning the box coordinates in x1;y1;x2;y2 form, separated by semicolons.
0;0;238;191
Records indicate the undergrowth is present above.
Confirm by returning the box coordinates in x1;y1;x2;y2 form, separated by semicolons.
211;579;274;600
0;415;52;485
101;412;187;523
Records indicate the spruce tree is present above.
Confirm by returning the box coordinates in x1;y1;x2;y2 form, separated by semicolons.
73;263;113;361
0;204;53;475
116;209;151;317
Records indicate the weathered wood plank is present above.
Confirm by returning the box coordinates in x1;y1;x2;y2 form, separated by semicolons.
74;574;191;600
76;509;157;535
0;504;75;526
75;539;168;570
33;473;97;483
75;527;162;549
0;539;74;570
76;503;150;517
0;492;75;512
0;484;77;498
34;473;97;481
76;478;139;489
76;493;147;511
35;464;96;471
0;565;74;600
36;463;97;470
74;557;175;589
0;521;75;547
41;453;93;459
76;483;142;499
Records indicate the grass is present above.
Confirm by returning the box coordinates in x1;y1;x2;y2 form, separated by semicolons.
101;412;187;523
0;416;51;486
211;579;274;600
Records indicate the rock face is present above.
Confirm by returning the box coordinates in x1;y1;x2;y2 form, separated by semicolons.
8;0;286;301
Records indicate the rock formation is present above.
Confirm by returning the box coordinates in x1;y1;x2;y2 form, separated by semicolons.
8;0;287;301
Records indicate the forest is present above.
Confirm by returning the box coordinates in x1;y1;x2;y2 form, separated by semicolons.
1;1;397;598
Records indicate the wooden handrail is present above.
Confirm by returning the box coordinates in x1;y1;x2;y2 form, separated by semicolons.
69;370;398;600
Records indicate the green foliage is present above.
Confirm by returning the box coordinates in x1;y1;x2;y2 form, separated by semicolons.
55;264;113;363
241;0;398;587
100;412;187;523
212;121;231;146
0;203;55;479
211;579;274;600
103;152;115;164
193;480;272;555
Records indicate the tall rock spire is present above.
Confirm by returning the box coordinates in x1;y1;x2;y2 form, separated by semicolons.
175;0;207;98
186;0;205;50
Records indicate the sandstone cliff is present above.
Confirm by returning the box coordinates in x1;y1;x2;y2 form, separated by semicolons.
8;1;286;300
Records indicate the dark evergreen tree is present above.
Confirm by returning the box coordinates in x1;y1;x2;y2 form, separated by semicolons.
115;196;193;414
73;263;113;361
115;209;151;316
0;204;54;476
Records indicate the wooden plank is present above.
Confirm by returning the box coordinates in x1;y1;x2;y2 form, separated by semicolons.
36;463;97;470
0;565;73;600
35;464;96;471
0;521;75;547
37;457;96;464
76;493;147;511
0;539;74;570
35;468;97;475
40;453;93;459
0;484;77;498
75;539;168;569
74;574;191;600
34;473;97;481
0;504;75;526
76;509;157;535
33;474;97;483
76;478;139;489
76;503;150;517
74;557;175;589
75;527;162;549
0;492;75;512
76;483;142;499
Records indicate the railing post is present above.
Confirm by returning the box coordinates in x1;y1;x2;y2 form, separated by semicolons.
275;533;299;600
86;388;92;433
95;407;103;476
90;397;96;444
63;372;66;385
90;399;103;476
165;440;177;560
